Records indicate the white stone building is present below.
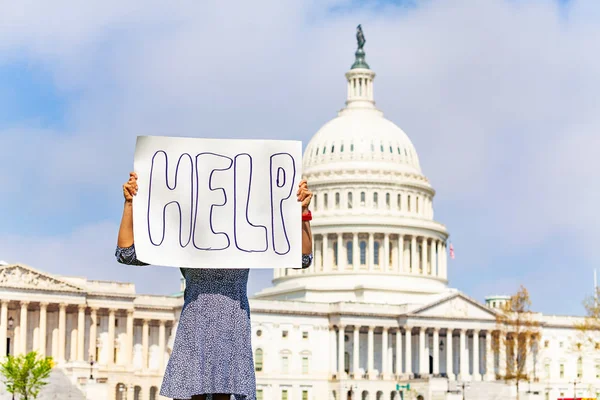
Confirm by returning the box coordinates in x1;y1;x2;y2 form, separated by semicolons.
0;39;598;400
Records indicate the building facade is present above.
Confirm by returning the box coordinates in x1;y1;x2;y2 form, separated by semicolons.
0;38;598;400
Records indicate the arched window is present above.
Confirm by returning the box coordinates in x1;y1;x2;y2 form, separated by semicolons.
331;145;335;153
360;192;366;206
351;143;354;152
416;196;420;213
385;193;390;208
322;146;326;154
407;195;411;212
344;351;350;373
397;194;401;210
324;193;328;210
255;348;263;372
360;241;367;265
389;244;393;267
150;387;158;400
348;192;353;209
314;194;317;211
373;192;378;207
133;386;141;400
374;242;380;265
115;383;126;400
333;241;338;266
341;143;344;152
346;241;353;265
335;192;340;208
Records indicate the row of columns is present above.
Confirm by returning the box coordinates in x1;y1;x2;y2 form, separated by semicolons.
329;325;513;382
312;189;433;219
0;300;166;371
277;234;446;279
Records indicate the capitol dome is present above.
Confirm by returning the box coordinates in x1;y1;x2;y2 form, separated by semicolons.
255;29;450;306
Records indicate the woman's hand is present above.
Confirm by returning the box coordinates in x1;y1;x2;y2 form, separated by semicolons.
297;179;312;213
123;172;138;203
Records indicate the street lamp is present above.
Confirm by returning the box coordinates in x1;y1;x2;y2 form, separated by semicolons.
89;356;95;380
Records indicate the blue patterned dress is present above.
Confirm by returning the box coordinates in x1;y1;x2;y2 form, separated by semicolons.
116;245;312;400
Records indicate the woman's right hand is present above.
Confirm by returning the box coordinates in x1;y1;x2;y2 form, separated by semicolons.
123;172;138;203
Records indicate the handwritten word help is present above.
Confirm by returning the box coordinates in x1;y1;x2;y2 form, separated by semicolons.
146;151;297;255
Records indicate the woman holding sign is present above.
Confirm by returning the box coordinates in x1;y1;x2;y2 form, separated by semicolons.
115;171;313;400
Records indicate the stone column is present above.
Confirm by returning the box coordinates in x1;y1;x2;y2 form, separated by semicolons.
38;302;47;357
77;305;86;362
338;325;345;377
58;303;67;362
410;236;417;273
89;308;98;361
353;326;360;378
395;329;402;376
405;327;412;376
337;233;343;270
458;329;467;380
499;332;507;378
19;301;29;355
158;320;166;370
126;311;134;367
353;233;359;271
322;234;329;271
421;238;428;275
384;234;390;270
0;301;8;357
472;330;481;380
526;334;534;380
330;327;336;376
485;331;494;380
368;233;374;271
367;326;374;377
107;309;116;365
446;329;454;380
398;235;404;273
418;328;426;375
433;328;440;375
431;240;437;276
382;327;389;377
142;319;149;369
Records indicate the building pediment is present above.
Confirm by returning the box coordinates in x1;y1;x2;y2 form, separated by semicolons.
0;264;84;293
411;292;497;320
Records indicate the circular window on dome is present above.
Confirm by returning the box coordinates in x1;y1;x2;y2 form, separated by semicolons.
256;329;262;337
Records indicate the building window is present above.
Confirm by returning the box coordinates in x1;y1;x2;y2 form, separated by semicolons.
302;391;308;400
348;192;353;209
559;341;563;348
577;357;583;378
149;387;158;400
544;340;549;348
351;143;354;152
416;196;420;213
282;356;289;374
389;244;393;267
397;194;401;210
373;192;378;207
302;357;309;374
324;193;328;210
282;330;288;338
333;241;338;266
407;195;411;212
595;364;600;379
374;241;380;265
360;192;365;206
256;329;262;337
282;389;288;400
346;241;353;265
302;331;308;340
331;145;335;153
257;390;264;400
359;241;367;265
560;363;564;379
344;351;350;373
322;146;326;154
386;193;390;208
255;349;263;372
380;144;384;152
335;192;340;208
389;145;393;153
341;144;344;152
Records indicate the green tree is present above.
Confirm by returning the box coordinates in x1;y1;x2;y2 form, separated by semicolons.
0;351;54;399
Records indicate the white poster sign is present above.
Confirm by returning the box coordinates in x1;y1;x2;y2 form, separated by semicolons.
132;135;303;269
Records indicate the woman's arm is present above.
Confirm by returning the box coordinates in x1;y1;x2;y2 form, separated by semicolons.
299;179;313;269
115;172;148;266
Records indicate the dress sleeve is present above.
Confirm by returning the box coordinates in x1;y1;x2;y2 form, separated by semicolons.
115;245;150;266
291;253;313;270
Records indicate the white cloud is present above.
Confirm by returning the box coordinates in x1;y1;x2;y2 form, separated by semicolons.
0;0;599;313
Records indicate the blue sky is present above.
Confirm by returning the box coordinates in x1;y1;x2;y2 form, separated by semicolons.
0;0;599;316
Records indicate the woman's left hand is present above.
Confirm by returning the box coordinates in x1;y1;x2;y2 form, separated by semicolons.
297;179;313;213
